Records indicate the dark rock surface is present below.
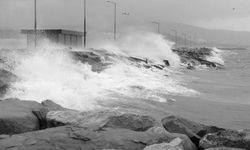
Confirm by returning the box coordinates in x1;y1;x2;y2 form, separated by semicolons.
143;137;195;150
0;126;196;150
173;47;224;69
200;129;250;149
41;99;68;111
0;98;45;134
205;147;245;150
0;99;68;135
162;115;225;146
47;109;159;131
0;69;18;97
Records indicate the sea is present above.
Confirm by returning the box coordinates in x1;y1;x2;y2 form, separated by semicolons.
1;32;250;130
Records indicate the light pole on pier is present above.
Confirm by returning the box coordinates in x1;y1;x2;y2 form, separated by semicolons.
34;0;37;47
152;21;160;33
171;29;178;48
107;1;117;40
83;0;87;47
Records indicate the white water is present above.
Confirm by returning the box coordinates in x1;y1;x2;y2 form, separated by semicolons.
3;32;198;110
206;47;225;65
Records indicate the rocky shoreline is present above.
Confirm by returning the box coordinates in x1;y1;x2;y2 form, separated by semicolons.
0;47;244;150
0;98;249;150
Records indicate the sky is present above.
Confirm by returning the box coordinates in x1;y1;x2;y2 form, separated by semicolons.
1;0;250;32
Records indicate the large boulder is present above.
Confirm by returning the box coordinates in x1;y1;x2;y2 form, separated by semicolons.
143;137;195;150
47;109;159;131
0;126;196;150
41;99;68;111
205;148;245;150
161;115;225;146
0;98;46;134
0;99;68;135
199;129;250;149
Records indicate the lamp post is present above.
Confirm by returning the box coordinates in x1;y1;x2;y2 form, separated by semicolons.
83;0;87;47
34;0;37;47
107;1;117;40
152;21;160;33
171;29;178;48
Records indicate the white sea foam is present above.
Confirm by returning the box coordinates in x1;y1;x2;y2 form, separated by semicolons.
206;47;225;65
4;32;198;110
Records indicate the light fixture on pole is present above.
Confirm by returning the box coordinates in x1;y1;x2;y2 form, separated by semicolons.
152;21;160;33
106;1;117;40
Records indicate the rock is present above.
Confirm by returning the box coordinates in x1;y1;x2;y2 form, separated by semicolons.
173;47;224;69
47;109;159;131
0;98;48;135
199;129;250;149
205;147;245;150
0;69;18;97
143;137;196;150
41;100;68;111
161;115;225;146
0;126;196;150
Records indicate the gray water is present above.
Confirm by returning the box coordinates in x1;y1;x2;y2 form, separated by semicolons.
166;50;250;130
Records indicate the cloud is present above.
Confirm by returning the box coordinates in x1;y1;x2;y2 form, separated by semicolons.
1;0;250;31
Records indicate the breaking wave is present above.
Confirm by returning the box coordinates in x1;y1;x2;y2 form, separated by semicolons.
206;47;224;65
3;32;198;110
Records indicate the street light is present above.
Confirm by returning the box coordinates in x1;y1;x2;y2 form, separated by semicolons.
122;11;130;16
83;0;87;47
152;21;160;33
106;1;117;40
171;29;178;48
34;0;37;47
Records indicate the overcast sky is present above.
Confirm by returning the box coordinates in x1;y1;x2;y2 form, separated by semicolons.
1;0;250;32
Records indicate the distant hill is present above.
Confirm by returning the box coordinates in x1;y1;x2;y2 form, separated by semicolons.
160;22;250;49
1;22;250;49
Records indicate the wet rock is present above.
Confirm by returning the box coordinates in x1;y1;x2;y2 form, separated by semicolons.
143;137;196;150
0;98;46;134
205;147;245;150
71;51;111;72
173;47;224;69
47;110;159;131
0;126;196;150
199;129;250;149
161;115;225;146
41;100;68;111
0;69;18;97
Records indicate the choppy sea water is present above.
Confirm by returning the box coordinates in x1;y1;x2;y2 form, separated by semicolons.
1;34;250;130
166;49;250;130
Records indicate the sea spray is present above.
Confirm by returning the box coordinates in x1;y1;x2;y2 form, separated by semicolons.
4;32;198;110
91;31;181;66
206;47;225;65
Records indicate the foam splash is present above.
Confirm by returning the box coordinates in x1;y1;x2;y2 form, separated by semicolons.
206;47;225;65
4;32;198;110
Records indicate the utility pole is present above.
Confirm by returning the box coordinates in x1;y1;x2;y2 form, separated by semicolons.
34;0;37;47
171;29;178;48
152;21;160;33
107;1;117;40
83;0;87;47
